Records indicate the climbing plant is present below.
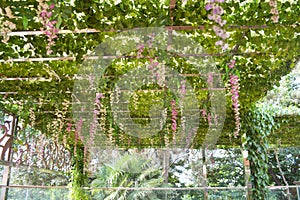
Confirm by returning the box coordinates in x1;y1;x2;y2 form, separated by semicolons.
242;105;279;199
0;0;299;199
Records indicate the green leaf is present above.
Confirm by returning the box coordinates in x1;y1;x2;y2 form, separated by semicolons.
56;16;63;29
22;16;28;30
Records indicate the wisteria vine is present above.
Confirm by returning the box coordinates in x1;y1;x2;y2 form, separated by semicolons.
205;0;229;51
269;0;279;23
227;60;241;137
38;1;59;54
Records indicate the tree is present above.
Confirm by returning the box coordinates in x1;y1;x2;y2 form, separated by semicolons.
91;152;168;200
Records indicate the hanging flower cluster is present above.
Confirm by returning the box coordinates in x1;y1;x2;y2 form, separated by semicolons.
228;59;240;137
136;33;160;82
38;2;58;54
269;0;279;23
74;117;83;156
180;80;186;98
205;0;229;51
89;93;104;146
66;122;72;133
170;100;177;132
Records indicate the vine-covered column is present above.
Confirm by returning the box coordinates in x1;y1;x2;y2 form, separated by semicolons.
242;149;251;200
69;143;89;200
241;106;276;199
68;119;89;200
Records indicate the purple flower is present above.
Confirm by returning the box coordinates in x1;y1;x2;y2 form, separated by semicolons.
212;25;220;33
205;3;213;11
221;32;229;40
208;14;214;20
217;18;226;27
213;6;223;15
222;43;229;51
215;40;223;46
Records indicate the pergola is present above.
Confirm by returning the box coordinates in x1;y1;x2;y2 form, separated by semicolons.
0;0;299;199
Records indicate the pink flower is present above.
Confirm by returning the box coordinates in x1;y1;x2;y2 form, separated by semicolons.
271;8;278;15
66;122;73;132
47;22;54;28
207;113;212;126
40;11;46;18
207;73;213;86
214;114;218;125
96;93;104;99
46;12;52;18
202;109;207;118
51;34;58;39
138;44;145;49
180;81;186;95
53;28;59;33
49;3;55;10
228;60;236;68
269;0;276;6
45;30;51;36
229;75;240;136
271;15;279;23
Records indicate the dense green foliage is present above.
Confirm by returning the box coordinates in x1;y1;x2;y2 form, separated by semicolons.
0;0;299;199
242;106;278;199
91;153;167;200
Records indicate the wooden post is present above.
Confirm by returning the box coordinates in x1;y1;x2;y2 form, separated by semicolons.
242;150;252;200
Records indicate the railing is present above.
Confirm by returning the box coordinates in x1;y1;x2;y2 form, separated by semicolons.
0;185;298;200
